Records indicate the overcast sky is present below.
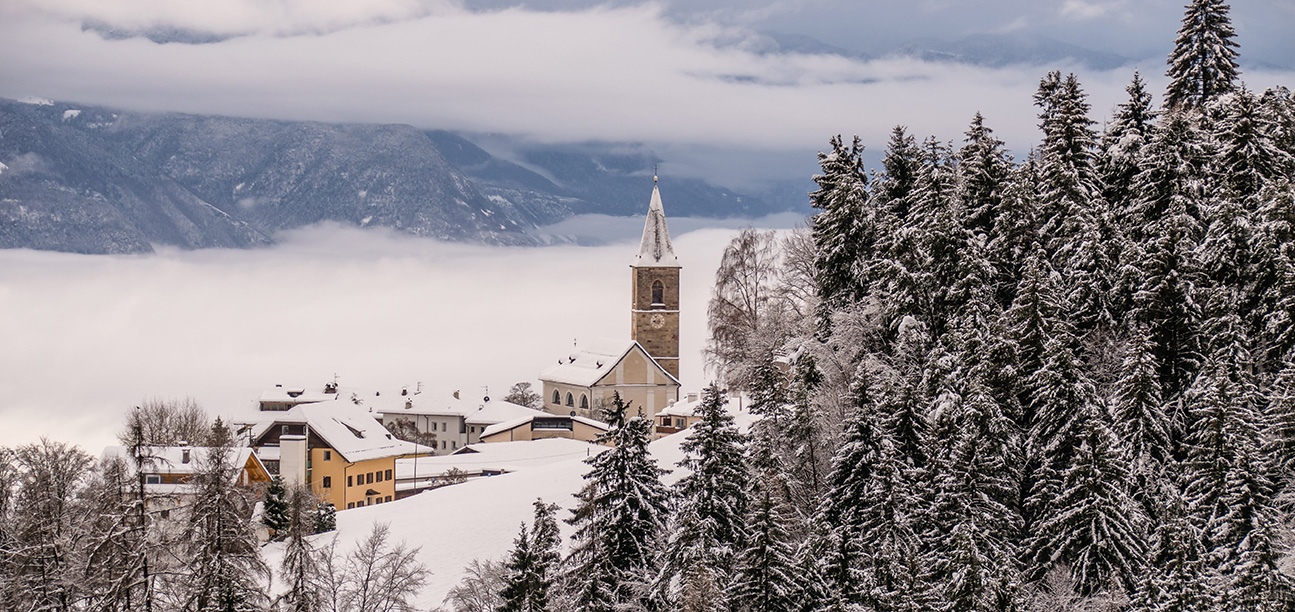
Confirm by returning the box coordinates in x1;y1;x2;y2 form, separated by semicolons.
2;0;1291;183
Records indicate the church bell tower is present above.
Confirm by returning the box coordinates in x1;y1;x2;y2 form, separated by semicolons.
631;175;681;380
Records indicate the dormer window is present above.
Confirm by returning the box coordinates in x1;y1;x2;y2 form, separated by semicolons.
651;280;664;305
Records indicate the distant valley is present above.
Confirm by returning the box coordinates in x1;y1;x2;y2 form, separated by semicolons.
0;98;789;254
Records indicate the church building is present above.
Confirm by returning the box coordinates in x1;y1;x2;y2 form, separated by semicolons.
538;177;682;421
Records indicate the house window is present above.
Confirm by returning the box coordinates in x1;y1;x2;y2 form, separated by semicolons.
348;475;353;487
323;476;332;488
348;502;355;509
470;426;475;434
385;495;392;503
652;280;664;305
565;393;574;407
580;395;589;410
376;471;383;482
323;450;331;461
552;390;561;404
452;441;457;450
145;474;161;485
385;469;392;480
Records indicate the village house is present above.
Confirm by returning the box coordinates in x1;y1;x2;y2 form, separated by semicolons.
99;445;272;519
248;399;433;511
371;390;550;455
655;392;705;436
478;412;610;444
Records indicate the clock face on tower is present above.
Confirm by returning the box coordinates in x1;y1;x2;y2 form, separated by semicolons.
650;313;666;329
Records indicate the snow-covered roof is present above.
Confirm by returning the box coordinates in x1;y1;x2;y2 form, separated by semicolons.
464;400;548;426
369;389;479;418
540;337;679;388
248;399;433;463
393;438;604;487
660;396;704;418
479;413;610;439
259;386;337;404
100;446;260;479
632;181;680;268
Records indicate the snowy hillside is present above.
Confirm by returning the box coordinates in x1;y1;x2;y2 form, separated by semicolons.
268;415;750;609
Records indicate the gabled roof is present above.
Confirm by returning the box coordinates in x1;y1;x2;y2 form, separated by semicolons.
101;445;261;477
465;400;548;426
660;396;704;417
259;386;336;404
480;414;610;439
632;181;680;268
249;399;433;463
539;337;680;388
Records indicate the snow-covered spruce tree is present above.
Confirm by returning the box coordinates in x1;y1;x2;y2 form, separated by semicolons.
877;315;934;473
811;370;927;611
1182;299;1288;604
874;125;923;221
1026;394;1146;597
1004;242;1062;431
925;263;1023;611
1255;182;1295;367
986;155;1040;310
1213;87;1293;203
1035;72;1121;334
1130;498;1210;612
810;135;870;332
958;112;1011;239
1113;327;1175;523
179;444;269;612
924;379;1022;612
565;392;670;612
1129;115;1207;407
262;475;290;541
660;384;749;607
8;439;93;612
728;441;799;612
277;484;324;612
1266;349;1295;477
499;499;561;612
1164;0;1240;112
1102;72;1159;238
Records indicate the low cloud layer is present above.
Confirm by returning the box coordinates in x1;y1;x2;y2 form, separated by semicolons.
0;220;796;452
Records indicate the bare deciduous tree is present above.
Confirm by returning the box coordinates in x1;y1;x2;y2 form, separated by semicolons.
317;523;430;612
502;382;543;410
441;557;505;612
117;398;211;446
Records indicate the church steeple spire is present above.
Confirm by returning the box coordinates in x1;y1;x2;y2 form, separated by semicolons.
630;177;681;380
633;178;679;268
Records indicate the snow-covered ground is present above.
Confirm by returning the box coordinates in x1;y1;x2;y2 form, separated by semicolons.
267;411;753;609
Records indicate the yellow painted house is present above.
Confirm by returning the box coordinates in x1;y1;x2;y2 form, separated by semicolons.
250;399;433;510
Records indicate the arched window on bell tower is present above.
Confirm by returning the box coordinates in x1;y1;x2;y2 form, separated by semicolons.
652;280;664;306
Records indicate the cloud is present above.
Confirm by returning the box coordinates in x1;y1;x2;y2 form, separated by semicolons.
1060;0;1115;21
0;220;800;452
8;0;463;37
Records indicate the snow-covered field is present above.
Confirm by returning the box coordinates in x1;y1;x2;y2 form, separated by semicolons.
267;416;747;609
